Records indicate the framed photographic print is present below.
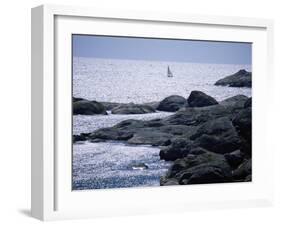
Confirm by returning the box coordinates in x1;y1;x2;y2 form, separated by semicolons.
31;4;274;221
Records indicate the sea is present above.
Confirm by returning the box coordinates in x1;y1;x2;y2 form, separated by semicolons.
72;57;252;190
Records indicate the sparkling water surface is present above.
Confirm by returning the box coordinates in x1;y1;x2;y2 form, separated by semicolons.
72;57;252;190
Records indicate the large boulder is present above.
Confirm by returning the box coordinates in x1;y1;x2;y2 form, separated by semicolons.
157;95;187;112
111;103;155;114
161;151;232;185
73;100;107;115
190;117;241;154
215;69;252;87
159;138;194;161
187;91;218;107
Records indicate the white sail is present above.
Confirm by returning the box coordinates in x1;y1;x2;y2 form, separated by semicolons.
167;66;173;77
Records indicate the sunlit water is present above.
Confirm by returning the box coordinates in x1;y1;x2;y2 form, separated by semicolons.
73;57;252;190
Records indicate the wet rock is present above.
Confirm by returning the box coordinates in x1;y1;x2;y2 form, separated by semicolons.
187;90;218;107
157;95;187;112
73;100;107;115
111;103;155;114
215;69;252;87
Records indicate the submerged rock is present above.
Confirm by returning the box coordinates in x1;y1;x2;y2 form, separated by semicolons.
111;103;155;114
73;100;107;115
215;69;252;87
157;95;187;112
187;90;218;107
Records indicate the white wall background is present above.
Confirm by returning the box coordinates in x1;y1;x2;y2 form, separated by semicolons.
0;0;280;225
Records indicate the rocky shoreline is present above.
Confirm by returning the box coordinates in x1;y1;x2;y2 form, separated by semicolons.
73;69;252;186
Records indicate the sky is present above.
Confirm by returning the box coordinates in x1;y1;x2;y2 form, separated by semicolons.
72;35;252;65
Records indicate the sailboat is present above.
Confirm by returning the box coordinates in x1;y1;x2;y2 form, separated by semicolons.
167;66;173;77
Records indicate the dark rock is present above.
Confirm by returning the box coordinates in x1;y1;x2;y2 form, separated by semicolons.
159;138;194;161
157;95;187;112
232;107;252;156
245;174;252;182
163;103;238;126
191;117;241;154
179;165;231;185
224;150;244;168
86;94;251;162
160;178;179;186
215;69;252;87
111;103;155;114
189;147;208;155
89;127;134;141
90;138;106;143
244;97;252;108
144;101;160;110
73;134;87;143
73;100;107;115
220;95;248;108
128;131;172;146
162;151;232;185
187;90;218;107
100;102;122;111
232;159;252;180
73;97;86;102
127;125;192;146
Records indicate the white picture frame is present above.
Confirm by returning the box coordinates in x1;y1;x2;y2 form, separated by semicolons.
31;4;274;221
